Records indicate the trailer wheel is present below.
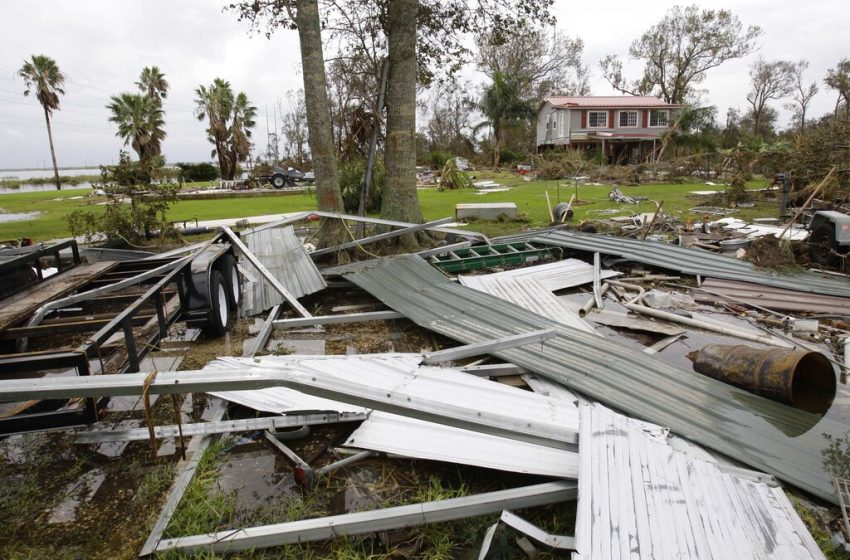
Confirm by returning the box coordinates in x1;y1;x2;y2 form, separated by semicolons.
218;254;242;310
271;174;286;189
810;222;839;267
202;270;230;338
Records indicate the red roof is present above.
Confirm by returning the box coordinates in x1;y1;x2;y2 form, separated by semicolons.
544;96;677;109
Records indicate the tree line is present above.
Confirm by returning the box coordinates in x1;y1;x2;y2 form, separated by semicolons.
16;3;850;246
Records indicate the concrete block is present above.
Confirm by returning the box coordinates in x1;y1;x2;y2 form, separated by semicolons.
455;203;517;220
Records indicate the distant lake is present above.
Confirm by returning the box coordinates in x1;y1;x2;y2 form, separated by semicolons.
0;168;98;180
0;168;98;194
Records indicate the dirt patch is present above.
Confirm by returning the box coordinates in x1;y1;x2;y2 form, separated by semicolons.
744;236;805;271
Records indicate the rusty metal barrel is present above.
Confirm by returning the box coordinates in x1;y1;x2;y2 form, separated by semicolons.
688;344;836;413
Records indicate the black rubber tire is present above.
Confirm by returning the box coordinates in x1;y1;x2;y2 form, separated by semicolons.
271;174;286;189
810;222;839;267
218;254;242;310
202;270;230;338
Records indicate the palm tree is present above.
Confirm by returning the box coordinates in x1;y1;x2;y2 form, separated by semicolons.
106;93;166;163
228;92;257;174
476;71;535;169
136;66;169;103
195;79;256;179
18;55;65;190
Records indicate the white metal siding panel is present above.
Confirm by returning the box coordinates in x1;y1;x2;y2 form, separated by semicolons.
208;354;581;470
241;226;326;316
459;258;618;292
344;411;578;478
459;275;596;334
576;404;825;560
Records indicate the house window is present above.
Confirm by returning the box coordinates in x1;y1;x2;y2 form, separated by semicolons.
618;111;638;127
649;110;669;127
588;111;607;128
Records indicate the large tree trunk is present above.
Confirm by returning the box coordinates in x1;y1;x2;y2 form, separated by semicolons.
295;0;346;250
380;0;423;248
43;107;60;190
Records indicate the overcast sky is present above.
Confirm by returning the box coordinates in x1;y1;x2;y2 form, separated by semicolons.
0;0;846;169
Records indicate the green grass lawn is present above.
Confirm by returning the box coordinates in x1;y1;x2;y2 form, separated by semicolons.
0;173;776;242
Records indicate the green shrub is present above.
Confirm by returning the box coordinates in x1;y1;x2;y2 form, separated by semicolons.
176;162;219;182
67;151;180;243
498;148;522;165
429;150;451;170
339;158;384;213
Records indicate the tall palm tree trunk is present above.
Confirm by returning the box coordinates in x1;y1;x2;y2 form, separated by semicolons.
492;124;502;170
295;0;346;250
43;107;61;190
216;138;231;180
380;0;422;248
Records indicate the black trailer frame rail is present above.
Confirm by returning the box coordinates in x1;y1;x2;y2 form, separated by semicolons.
0;240;81;298
0;234;229;435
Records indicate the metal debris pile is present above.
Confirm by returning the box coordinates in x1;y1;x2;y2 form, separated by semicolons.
2;212;850;558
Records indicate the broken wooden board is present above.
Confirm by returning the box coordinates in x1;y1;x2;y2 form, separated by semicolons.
0;261;118;332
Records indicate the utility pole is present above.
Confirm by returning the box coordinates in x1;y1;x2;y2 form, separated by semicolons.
273;100;280;162
265;105;272;162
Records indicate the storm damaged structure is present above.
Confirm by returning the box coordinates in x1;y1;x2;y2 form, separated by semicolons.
1;212;849;558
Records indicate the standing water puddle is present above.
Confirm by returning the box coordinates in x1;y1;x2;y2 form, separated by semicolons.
0;210;41;223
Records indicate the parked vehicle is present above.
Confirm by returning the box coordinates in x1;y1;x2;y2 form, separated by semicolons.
808;210;850;266
255;166;308;189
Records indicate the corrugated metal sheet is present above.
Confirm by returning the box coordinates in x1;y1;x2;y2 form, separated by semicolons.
206;354;579;477
574;404;825;560
458;258;619;292
344;411;578;478
241;226;326;316
693;278;850;315
584;309;685;336
459;275;596;334
346;255;845;504
504;230;850;298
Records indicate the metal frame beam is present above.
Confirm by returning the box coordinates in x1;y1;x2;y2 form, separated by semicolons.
75;412;367;443
421;329;557;365
244;210;489;243
310;217;455;257
154;481;577;554
0;366;577;448
242;304;281;357
459;363;528;377
273;310;403;329
219;226;311;318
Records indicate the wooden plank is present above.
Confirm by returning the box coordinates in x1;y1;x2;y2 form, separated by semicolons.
0;261;118;332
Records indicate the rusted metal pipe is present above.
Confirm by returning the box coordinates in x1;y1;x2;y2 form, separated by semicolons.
687;344;836;413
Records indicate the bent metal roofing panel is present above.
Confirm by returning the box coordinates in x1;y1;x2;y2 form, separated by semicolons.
505;229;850;298
346;255;845;504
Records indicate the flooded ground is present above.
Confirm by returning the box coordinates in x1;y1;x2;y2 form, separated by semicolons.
0;168;99;194
0;210;41;222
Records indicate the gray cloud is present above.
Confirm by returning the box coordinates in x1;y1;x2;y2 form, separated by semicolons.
0;0;846;168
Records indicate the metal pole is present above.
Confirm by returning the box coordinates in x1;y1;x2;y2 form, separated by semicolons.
592;253;603;309
155;481;577;554
779;173;791;219
356;58;390;236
